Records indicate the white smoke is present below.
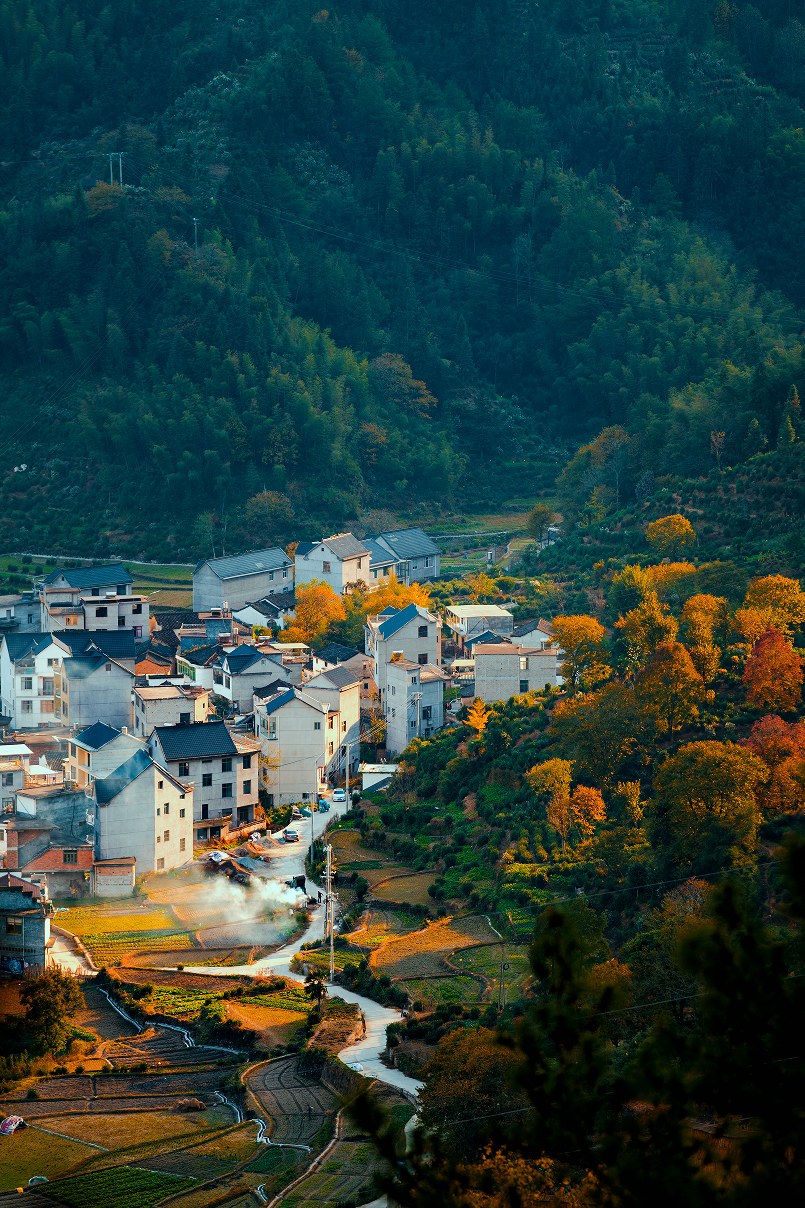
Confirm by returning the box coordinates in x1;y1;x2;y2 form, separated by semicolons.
204;874;307;922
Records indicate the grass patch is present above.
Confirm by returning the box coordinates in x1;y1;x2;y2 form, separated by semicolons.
0;1127;93;1192
41;1165;195;1207
37;1112;220;1151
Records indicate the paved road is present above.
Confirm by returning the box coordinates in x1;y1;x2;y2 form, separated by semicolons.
183;795;422;1098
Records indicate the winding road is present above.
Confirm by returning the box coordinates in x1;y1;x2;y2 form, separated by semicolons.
183;798;422;1098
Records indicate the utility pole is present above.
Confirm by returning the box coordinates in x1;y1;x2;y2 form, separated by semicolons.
108;153;123;186
325;842;336;982
193;218;199;252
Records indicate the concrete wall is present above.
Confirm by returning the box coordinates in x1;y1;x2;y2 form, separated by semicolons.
474;647;560;703
133;690;209;735
367;616;441;701
193;564;291;611
256;696;327;805
95;764;193;874
1;639;61;729
294;543;370;595
93;864;135;896
384;662;443;755
68;731;146;787
149;739;259;831
59;661;134;730
303;680;361;778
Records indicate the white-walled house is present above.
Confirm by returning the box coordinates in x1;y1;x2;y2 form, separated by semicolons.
512;618;554;648
302;665;361;780
294;533;371;595
52;630;138;673
149;722;260;844
232;592;296;631
211;647;289;714
255;686;330;806
39;565;148;636
364;603;441;702
369;527;440;584
91;749;193;874
58;654;134;730
0;634;61;729
67;722;146;789
0;590;41;633
193;549;293;612
384;659;448;755
132;684;210;736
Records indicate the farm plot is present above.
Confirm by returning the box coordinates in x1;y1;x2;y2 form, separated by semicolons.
451;943;533;1000
283;1138;381;1207
56;906;192;965
0;1126;93;1192
371;915;500;980
247;1056;336;1147
372;873;435;906
398;975;482;1006
33;1111;222;1152
37;1165;195;1207
226;1001;307;1047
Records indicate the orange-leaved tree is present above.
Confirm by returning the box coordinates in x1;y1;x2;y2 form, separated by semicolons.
527;759;605;853
550;614;610;694
645;514;696;560
282;579;345;645
739;714;805;815
636;642;706;735
465;698;489;737
742;628;803;711
681;592;729;682
744;574;805;637
615;592;679;673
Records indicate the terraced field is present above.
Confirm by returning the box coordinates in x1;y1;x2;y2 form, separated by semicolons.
55;905;193;965
370;915;500;979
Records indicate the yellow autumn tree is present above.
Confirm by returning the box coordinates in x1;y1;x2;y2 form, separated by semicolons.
615;592;679;673
732;607;777;649
465;698;489;736
681;593;729;682
465;572;498;602
645;562;698;601
635;642;706;736
526;758;574;800
281;579;345;645
744;575;805;637
550;614;610;694
366;572;432;613
645;514;696;560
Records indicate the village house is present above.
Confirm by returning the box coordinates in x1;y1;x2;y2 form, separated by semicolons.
310;642;375;698
57;652;134;730
193;549;293;612
0;634;62;729
132;683;210;735
365;602;442;703
294;533;371;595
444;603;514;652
52;629;138;673
91;749;193;875
473;642;563;703
39;565;148;635
0;872;52;975
0;590;41;633
212;646;289;714
176;643;221;690
512;618;554;648
232;592;296;631
368;526;441;584
148;722;260;844
255;685;330;806
302;665;361;782
66;721;146;789
384;659;448;756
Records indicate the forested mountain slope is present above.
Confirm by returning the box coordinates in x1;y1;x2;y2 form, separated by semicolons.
2;0;805;559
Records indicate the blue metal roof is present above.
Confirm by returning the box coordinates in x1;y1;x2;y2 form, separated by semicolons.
197;548;291;581
74;721;122;751
94;748;153;804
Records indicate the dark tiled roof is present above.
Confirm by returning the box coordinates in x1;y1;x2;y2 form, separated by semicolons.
307;666;360;689
2;633;52;661
264;591;295;609
153;610;200;629
152;721;236;761
61;654;109;680
259;685;324;717
373;526;440;559
321;533;369;560
74;721;122;750
196;549;291;581
377;602;435;639
253;679;292;700
94;748;154;803
220;648;283;674
178;643;220;666
362;538;396;569
53;630;137;659
295;542;317;557
314;643;361;664
43;566;133;589
466;630;505;648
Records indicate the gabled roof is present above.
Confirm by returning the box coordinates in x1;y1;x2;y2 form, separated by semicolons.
362;538;397;570
314;642;361;664
0;873;42;899
295;542;317;558
373;526;440;559
2;633;53;661
258;685;326;717
219;647;282;674
253;679;292;700
512;618;554;639
377;602;436;640
234;591;296;618
466;630;506;649
152;721;236;761
305;666;360;690
43;565;133;589
321;533;369;560
62;654;133;680
195;549;291;581
178;643;220;666
93;748;155;804
74;721;123;751
53;630;137;659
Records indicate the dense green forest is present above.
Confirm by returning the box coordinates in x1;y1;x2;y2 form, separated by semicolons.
3;0;805;558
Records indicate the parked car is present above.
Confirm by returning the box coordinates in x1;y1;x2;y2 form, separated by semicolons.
283;827;300;842
332;789;347;802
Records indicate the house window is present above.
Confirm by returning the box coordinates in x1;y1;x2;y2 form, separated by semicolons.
21;701;32;713
418;626;428;637
418;654;428;666
156;808;160;816
178;762;189;777
116;584;127;595
422;705;432;720
221;783;232;798
95;607;107;617
424;557;432;567
202;773;212;787
156;834;161;842
91;588;99;597
237;806;249;822
329;742;334;755
27;614;33;623
342;721;346;732
391;708;396;718
323;561;331;573
411;719;416;728
135;626;142;638
242;754;252;769
520;680;529;694
1;774;13;787
179;712;190;724
164;803;169;815
164;830;170;842
2;799;12;810
243;780;251;795
118;617;125;627
43;677;53;695
268;719;277;739
314;721;321;730
391;686;395;696
225;676;231;689
201;804;208;820
269;571;274;580
22;677;32;691
105;662;111;672
180;838;186;852
47;659;54;668
364;682;368;689
179;808;185;818
157;858;164;870
197;828;208;840
519;657;529;671
63;850;77;864
328;717;334;729
267;793;274;807
158;780;163;789
283;569;288;578
6;918;22;935
412;560;418;569
132;603;142;614
221;757;232;772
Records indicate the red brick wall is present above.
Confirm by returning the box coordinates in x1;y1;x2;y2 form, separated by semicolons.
22;846;93;872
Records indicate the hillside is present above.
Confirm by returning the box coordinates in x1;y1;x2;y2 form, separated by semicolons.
4;1;805;557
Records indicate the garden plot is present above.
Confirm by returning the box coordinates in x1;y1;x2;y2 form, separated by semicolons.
372;873;435;906
398;975;483;1006
75;985;138;1040
34;1165;195;1207
247;1056;336;1147
450;942;533;1000
331;831;413;884
55;905;192;965
0;1125;94;1191
33;1110;223;1152
226;1001;307;1047
371;915;500;980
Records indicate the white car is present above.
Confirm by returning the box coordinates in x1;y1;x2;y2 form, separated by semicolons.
332;789;347;802
283;827;300;842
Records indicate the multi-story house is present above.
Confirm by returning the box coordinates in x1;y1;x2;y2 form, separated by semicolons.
6;793;95;898
39;565;148;635
255;685;331;806
57;653;134;730
193;549;293;612
0;634;62;729
232;592;296;631
364;602;441;702
368;527;441;584
66;721;146;789
384;659;448;756
512;618;554;648
0;590;41;633
302;665;361;782
0;872;52;975
91;749;193;875
148;722;260;845
444;604;514;652
132;683;210;735
211;646;289;714
52;629;138;673
310;642;375;699
176;643;221;689
294;533;371;595
473;642;562;704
